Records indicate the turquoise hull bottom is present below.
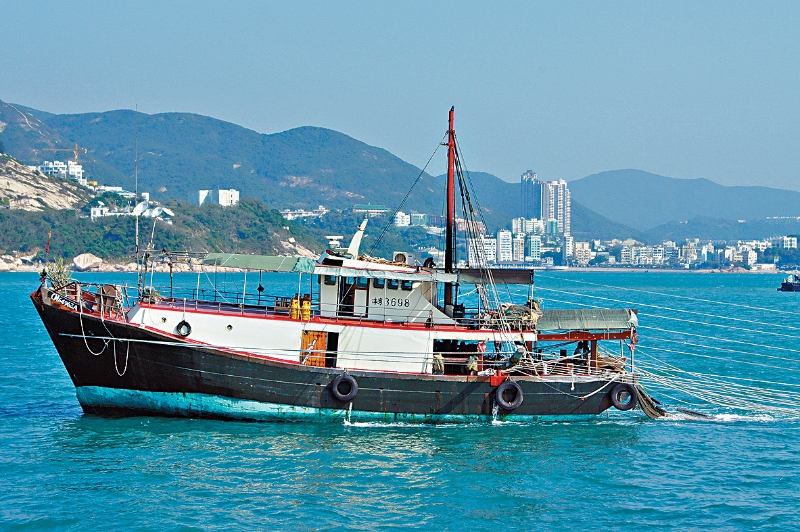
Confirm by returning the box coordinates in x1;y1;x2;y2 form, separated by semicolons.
76;386;599;424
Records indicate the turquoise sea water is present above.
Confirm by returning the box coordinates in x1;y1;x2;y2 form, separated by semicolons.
2;271;800;530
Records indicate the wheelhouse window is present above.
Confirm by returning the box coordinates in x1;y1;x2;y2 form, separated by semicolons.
372;278;385;289
387;279;399;290
355;277;369;289
400;280;413;291
323;275;337;286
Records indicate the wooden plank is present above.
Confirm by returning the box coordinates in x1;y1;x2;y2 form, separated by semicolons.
301;330;327;367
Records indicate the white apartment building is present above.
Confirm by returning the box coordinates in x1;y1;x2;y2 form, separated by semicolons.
512;233;526;262
280;205;330;220
39;160;86;185
573;241;592;264
773;236;798;249
393;211;411;227
217;189;240;207
468;235;490;265
67;161;85;184
482;237;497;264
540;179;571;236
39;161;68;178
196;189;240;207
496;230;513;262
511;217;545;235
563;235;574;260
90;202;110;220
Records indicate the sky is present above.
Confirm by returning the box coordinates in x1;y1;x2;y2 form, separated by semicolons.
2;1;800;189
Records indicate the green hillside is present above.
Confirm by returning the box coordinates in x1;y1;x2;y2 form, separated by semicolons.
4;102;445;216
2;99;637;237
0;199;321;260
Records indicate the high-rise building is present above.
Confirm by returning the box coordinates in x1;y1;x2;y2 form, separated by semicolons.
496;230;513;262
527;234;542;261
521;171;571;236
520;170;541;219
468;235;497;265
540;179;571;236
512;233;526;262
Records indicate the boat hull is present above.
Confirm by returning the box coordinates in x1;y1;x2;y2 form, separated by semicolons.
34;296;619;423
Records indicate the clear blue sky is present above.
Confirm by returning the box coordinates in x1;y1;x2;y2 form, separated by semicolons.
2;1;799;190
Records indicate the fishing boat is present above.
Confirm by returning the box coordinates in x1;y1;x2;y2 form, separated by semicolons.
32;108;656;423
778;273;800;292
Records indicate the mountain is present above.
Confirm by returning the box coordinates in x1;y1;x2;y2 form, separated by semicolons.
1;100;446;216
642;216;800;243
3;99;635;236
569;169;800;231
0;100;679;241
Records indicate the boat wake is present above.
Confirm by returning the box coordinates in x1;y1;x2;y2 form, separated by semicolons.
655;408;797;423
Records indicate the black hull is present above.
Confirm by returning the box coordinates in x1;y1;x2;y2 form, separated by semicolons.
34;297;619;422
779;282;800;292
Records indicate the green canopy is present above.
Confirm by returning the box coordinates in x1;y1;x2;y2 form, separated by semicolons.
203;253;316;272
536;309;637;331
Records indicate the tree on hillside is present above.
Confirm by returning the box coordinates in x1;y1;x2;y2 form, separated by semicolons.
0;139;5;154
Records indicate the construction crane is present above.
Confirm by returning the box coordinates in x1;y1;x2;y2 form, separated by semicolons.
43;143;88;164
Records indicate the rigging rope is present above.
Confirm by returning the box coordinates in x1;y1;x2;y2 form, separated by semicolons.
367;134;445;256
535;274;800;318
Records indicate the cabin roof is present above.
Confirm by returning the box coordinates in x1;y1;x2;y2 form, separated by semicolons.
314;265;457;282
536;309;638;331
203;253;316;272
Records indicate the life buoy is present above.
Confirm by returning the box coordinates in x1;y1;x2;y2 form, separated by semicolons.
175;320;192;337
610;383;638;411
331;374;358;402
495;381;524;411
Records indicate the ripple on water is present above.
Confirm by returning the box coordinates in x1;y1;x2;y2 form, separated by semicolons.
1;272;800;529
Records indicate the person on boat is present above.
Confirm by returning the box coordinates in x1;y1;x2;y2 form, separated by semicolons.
433;353;445;375
466;355;479;375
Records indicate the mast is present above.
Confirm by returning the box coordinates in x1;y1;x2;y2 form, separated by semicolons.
134;112;142;292
444;106;456;309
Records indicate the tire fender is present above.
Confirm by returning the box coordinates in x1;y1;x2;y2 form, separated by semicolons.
331;374;358;402
495;380;524;411
610;383;638;411
175;320;192;337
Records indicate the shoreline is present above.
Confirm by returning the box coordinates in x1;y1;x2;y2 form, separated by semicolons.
0;264;784;275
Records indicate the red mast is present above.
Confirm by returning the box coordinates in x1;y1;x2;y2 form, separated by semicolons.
444;106;456;309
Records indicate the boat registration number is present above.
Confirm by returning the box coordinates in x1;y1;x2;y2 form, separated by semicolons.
371;297;410;308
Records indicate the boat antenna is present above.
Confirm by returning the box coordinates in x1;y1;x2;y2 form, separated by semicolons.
443;106;457;309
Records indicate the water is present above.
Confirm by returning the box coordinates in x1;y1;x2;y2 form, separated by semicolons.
2;271;800;530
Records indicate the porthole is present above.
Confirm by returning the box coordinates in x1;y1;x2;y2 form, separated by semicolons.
227;324;233;331
161;317;167;323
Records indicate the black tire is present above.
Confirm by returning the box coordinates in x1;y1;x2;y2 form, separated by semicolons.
331;374;358;402
495;381;524;411
610;383;638;411
175;320;191;337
